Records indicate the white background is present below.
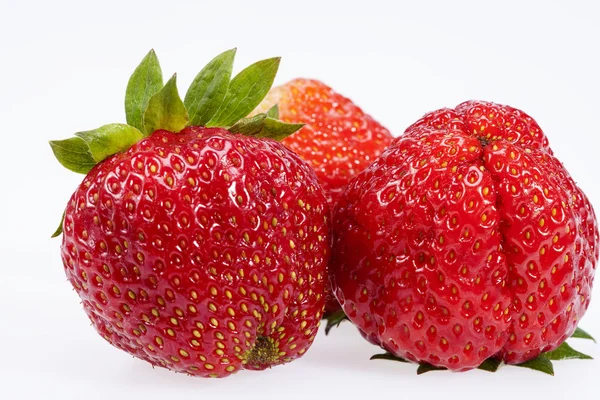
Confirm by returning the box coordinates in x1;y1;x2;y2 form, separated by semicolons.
1;0;599;398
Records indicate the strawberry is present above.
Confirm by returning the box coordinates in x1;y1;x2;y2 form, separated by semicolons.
255;79;393;314
50;50;330;378
331;100;598;373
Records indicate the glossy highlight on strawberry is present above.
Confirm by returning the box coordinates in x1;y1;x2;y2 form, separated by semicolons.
332;100;598;371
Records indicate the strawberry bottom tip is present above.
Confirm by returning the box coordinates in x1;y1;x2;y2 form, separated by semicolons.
242;336;280;368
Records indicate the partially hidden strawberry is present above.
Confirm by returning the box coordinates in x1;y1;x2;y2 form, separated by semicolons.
50;49;330;378
254;78;393;206
254;79;393;315
332;100;598;373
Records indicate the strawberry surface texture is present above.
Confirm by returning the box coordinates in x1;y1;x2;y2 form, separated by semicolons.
331;100;598;370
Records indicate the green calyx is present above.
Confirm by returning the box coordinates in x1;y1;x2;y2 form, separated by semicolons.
50;48;304;237
50;48;301;175
324;309;349;335
370;326;595;376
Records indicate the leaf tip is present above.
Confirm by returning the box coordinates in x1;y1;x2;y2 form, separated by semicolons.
51;211;65;238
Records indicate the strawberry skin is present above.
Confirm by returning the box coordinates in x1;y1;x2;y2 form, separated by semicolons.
332;100;598;370
61;127;329;377
256;79;393;313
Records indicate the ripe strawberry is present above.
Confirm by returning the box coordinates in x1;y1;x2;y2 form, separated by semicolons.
51;50;330;378
255;79;393;314
331;100;598;372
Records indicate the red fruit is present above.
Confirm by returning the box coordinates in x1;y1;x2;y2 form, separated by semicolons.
256;79;393;312
332;100;598;370
61;127;329;377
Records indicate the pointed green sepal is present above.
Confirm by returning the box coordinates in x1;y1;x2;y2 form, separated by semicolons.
229;113;268;135
51;211;66;238
416;363;446;375
125;49;163;131
477;357;502;372
75;124;144;161
49;137;97;174
572;327;596;342
514;355;554;375
370;352;409;363
256;118;304;141
545;341;593;361
50;123;144;174
207;57;281;127
227;113;303;141
266;104;279;119
142;74;189;135
184;48;236;126
324;309;349;335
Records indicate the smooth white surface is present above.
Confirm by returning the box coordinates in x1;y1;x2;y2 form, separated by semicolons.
1;0;599;399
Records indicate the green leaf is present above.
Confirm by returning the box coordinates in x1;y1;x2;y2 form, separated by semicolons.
514;355;554;376
185;48;236;126
572;327;596;342
50;124;144;174
545;342;593;361
227;114;303;141
254;117;303;141
207;57;280;127
125;49;163;131
266;104;279;119
370;352;409;363
49;137;96;174
228;113;267;135
477;357;502;372
324;309;349;335
51;211;65;238
142;74;189;135
416;363;446;375
75;124;144;162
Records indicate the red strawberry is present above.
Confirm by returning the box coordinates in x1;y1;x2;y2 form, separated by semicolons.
331;100;598;372
255;79;393;313
51;50;330;378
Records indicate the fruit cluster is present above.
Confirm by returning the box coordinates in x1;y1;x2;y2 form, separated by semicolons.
51;49;597;378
